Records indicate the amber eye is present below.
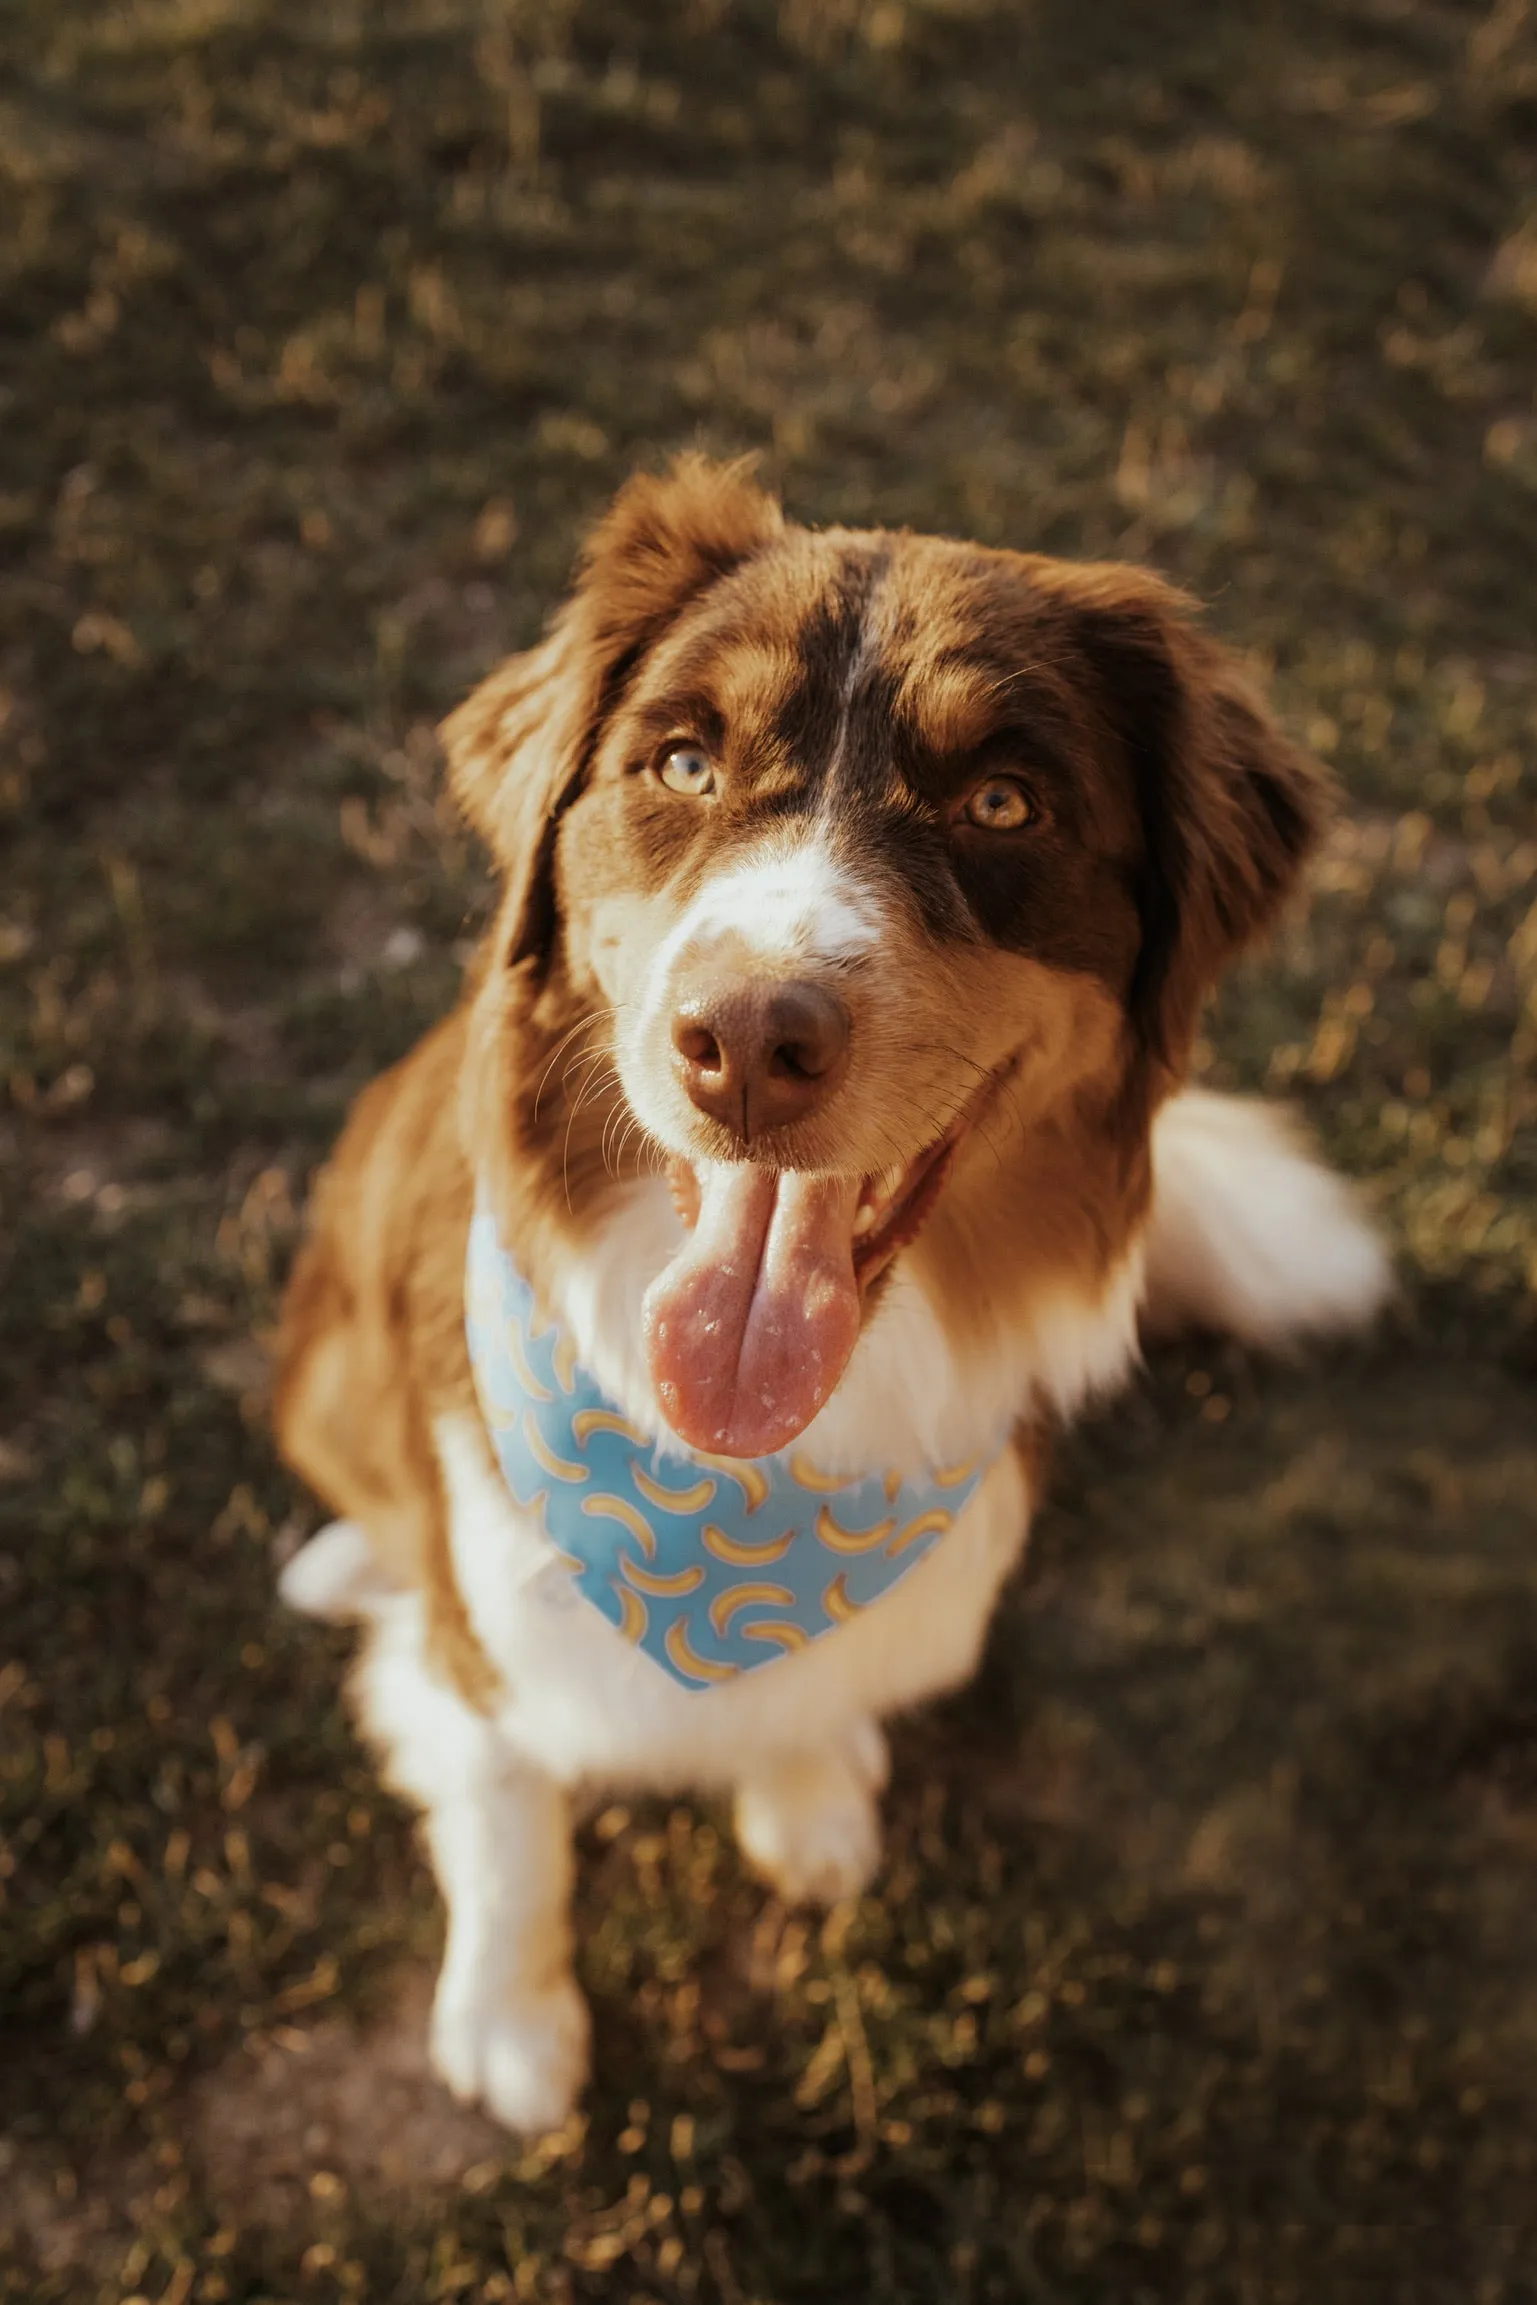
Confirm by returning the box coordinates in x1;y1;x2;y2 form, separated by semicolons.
656;744;716;798
962;776;1034;832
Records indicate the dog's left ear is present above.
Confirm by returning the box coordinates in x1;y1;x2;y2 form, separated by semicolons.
1053;564;1328;1072
442;454;783;971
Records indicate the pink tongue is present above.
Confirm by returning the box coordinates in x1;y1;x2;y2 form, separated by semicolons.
643;1164;863;1457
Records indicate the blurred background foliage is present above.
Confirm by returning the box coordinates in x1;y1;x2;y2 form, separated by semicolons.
2;1;1536;2300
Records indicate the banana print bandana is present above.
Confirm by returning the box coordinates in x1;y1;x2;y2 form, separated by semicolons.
465;1201;994;1692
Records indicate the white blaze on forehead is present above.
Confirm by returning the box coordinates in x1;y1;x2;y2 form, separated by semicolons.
657;838;883;977
620;834;888;1160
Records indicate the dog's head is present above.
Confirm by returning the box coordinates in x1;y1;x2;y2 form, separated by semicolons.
446;458;1324;1455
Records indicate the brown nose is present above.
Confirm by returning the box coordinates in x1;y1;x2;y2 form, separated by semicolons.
671;979;851;1143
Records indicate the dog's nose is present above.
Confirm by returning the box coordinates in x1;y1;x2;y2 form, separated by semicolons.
671;979;850;1142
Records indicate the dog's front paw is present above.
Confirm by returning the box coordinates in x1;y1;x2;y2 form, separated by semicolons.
431;1973;590;2135
734;1744;884;1907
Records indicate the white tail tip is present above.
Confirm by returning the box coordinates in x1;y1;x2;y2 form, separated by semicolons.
1144;1090;1393;1350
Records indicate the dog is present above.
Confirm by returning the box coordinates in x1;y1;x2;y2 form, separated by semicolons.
273;455;1389;2133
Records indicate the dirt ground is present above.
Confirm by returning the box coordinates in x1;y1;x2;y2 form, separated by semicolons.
3;2;1536;2299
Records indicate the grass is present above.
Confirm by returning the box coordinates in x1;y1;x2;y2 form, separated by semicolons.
2;0;1536;2298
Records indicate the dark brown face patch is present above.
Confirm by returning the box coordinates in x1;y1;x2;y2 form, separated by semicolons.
556;530;1155;1022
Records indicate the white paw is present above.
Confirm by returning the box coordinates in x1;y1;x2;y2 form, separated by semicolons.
430;1973;590;2135
846;1717;891;1794
734;1751;883;1907
278;1519;398;1622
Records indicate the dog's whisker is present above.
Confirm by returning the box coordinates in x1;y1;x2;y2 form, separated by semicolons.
610;1115;646;1180
904;1039;1031;1174
561;1059;623;1208
565;1050;617;1110
573;1064;622;1147
588;1075;633;1186
601;1092;636;1179
533;1007;618;1122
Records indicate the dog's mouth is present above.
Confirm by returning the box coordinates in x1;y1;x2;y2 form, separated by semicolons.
641;1063;1012;1458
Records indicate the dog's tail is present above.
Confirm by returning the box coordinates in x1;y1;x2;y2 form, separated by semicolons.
1143;1089;1392;1349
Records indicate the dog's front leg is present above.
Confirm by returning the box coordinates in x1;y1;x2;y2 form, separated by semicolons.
357;1610;589;2133
423;1749;588;2135
733;1719;889;1906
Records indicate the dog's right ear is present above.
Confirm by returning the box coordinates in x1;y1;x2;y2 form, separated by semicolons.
441;455;783;971
1031;560;1327;1077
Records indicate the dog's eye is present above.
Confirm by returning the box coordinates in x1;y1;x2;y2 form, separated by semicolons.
656;745;717;798
961;777;1034;832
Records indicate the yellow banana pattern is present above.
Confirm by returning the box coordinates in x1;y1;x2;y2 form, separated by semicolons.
691;1452;772;1512
572;1407;649;1447
701;1521;796;1567
503;1322;555;1405
631;1461;718;1516
738;1618;812;1655
822;1571;864;1623
621;1555;707;1598
787;1450;857;1494
666;1617;738;1683
933;1458;978;1489
465;1203;995;1692
522;1412;588;1485
709;1580;796;1638
613;1584;648;1644
886;1507;953;1558
814;1503;898;1554
580;1491;657;1558
551;1331;580;1396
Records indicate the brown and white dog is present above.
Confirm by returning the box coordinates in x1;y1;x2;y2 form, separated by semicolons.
274;456;1389;2132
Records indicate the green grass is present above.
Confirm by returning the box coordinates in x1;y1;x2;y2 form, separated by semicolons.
3;1;1536;2298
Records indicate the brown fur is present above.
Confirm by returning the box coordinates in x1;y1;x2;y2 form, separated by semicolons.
275;457;1326;1705
441;455;785;968
274;1014;498;1702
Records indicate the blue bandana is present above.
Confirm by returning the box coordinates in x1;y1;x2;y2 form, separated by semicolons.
465;1202;991;1691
